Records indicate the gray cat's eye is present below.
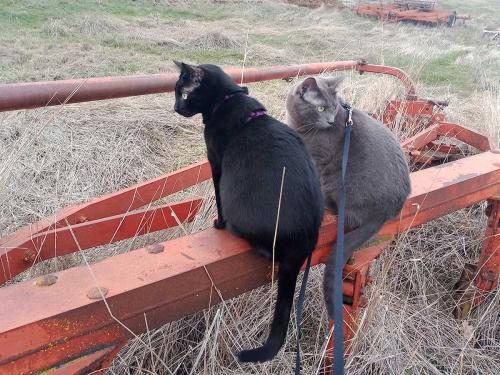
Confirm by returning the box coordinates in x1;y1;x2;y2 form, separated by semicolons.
317;106;325;112
182;92;188;100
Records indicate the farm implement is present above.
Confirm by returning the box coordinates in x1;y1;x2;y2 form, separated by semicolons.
354;1;471;27
0;60;498;374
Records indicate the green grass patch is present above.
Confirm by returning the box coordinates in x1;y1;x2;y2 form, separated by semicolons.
419;50;473;90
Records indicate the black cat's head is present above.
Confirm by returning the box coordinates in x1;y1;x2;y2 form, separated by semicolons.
173;61;248;118
286;76;345;131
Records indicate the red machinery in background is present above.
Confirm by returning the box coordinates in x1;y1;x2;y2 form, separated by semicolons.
354;1;471;27
0;60;498;374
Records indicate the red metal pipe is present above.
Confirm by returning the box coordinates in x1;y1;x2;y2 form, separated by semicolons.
0;61;417;112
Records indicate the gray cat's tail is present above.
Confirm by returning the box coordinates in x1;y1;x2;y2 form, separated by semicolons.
323;219;385;319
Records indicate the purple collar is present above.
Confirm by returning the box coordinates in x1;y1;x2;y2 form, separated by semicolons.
210;92;267;123
246;110;267;123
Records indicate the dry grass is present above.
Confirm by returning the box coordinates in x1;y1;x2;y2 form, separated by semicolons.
0;1;499;374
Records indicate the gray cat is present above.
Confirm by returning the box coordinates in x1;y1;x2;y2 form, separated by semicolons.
286;76;411;319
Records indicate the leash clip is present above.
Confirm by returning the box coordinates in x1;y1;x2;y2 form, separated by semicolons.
342;103;353;128
346;106;353;128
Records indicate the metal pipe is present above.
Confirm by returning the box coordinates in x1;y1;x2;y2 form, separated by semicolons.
0;60;417;112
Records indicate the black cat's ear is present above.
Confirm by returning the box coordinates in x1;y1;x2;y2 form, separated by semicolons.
172;61;203;81
241;86;249;94
324;76;345;94
299;77;319;96
173;60;183;70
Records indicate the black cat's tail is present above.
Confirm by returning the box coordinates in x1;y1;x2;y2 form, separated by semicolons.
323;218;385;319
237;254;304;363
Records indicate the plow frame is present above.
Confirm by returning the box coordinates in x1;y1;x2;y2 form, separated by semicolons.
0;61;498;375
354;2;470;27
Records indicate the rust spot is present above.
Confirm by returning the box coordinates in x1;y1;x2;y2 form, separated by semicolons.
87;287;108;300
23;249;36;263
35;274;58;287
146;244;164;254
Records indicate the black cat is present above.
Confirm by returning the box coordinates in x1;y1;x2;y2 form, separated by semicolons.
173;61;324;362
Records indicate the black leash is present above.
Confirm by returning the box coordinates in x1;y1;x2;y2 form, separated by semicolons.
294;249;313;375
294;103;353;375
332;103;353;375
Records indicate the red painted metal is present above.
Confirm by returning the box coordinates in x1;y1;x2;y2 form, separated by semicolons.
0;61;419;112
0;61;498;374
474;198;500;304
0;161;211;248
1;150;498;374
382;99;436;125
354;2;469;27
401;121;491;165
438;122;492;152
0;198;203;284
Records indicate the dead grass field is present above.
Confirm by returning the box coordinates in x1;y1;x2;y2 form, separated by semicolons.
0;0;499;374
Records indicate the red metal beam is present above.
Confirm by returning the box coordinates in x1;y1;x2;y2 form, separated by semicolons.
401;122;491;159
0;198;203;284
0;161;211;248
1;150;498;374
475;198;500;303
437;122;491;152
0;61;417;112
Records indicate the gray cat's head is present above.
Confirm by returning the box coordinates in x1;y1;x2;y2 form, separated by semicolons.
286;76;345;132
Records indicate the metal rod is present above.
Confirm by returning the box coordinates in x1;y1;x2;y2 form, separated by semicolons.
0;61;417;112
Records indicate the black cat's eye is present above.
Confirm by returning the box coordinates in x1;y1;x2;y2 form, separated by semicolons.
181;92;188;100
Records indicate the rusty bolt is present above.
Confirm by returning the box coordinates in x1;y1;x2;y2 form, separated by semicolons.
23;249;36;263
87;286;108;300
146;243;164;254
35;274;58;287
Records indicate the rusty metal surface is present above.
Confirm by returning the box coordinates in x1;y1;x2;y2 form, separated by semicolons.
0;161;211;284
0;198;202;284
0;161;211;248
354;3;465;26
0;61;418;112
438;122;491;151
475;199;500;302
1;150;498;374
401;121;492;166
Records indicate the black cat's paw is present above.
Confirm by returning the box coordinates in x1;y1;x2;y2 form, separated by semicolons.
213;218;226;230
237;347;273;363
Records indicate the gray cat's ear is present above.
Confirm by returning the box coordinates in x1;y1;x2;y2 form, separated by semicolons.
298;77;319;96
324;76;345;93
